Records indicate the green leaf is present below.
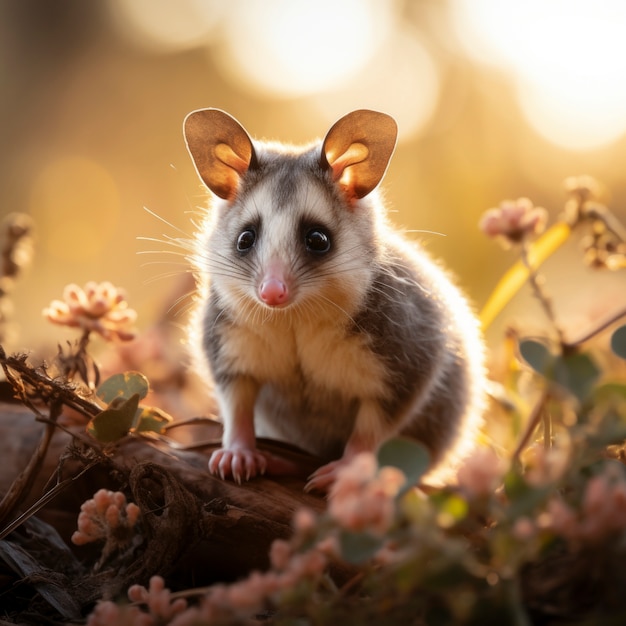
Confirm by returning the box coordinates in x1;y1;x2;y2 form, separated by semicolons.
437;493;469;525
503;469;550;518
338;530;383;564
553;352;601;403
87;393;141;443
593;382;626;405
519;339;554;376
611;325;626;360
96;371;150;404
134;406;174;434
377;437;430;488
519;340;601;402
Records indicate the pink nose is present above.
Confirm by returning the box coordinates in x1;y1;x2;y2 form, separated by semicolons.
259;278;289;306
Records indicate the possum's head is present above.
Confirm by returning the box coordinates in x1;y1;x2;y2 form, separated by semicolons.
184;109;397;320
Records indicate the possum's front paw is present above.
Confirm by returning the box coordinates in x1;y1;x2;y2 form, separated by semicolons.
304;459;348;493
208;447;268;484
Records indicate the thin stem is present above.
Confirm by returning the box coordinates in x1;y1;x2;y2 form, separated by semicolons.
512;390;549;462
562;304;626;349
519;241;566;348
0;458;100;541
543;406;552;450
0;399;63;528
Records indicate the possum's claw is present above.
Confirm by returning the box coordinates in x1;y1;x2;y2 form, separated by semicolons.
304;459;346;493
208;447;267;483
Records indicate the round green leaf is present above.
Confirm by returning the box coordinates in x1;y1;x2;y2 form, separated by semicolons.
87;393;141;443
593;382;626;405
338;530;383;564
134;406;174;434
377;437;430;488
553;351;601;403
96;371;150;404
611;325;626;360
519;339;554;376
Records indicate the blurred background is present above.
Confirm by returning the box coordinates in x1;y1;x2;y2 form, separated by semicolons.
1;0;625;358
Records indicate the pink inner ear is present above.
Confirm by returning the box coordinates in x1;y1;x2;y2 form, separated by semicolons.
215;143;250;176
329;142;369;181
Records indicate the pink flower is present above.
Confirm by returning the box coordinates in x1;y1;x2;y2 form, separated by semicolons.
522;442;570;487
540;498;579;537
479;198;548;245
328;453;406;535
541;465;626;544
269;539;292;571
71;489;140;546
127;576;187;622
43;281;137;341
456;447;505;498
86;601;152;626
512;517;536;541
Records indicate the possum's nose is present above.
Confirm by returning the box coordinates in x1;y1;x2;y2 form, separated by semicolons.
259;277;289;306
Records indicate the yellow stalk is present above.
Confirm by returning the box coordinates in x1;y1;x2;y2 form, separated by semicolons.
480;222;572;331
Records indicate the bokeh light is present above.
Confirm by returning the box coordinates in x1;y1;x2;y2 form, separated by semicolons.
451;0;626;150
214;0;398;98
2;0;626;353
311;23;440;142
108;0;224;52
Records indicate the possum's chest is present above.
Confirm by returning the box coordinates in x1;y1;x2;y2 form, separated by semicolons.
216;317;389;400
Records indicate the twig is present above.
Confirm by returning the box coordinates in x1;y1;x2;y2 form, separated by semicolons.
562;304;626;350
0;345;101;418
0;458;100;541
519;242;565;348
0;344;106;530
0;399;62;528
512;390;550;462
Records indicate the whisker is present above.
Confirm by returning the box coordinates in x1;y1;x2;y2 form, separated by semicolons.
167;289;196;318
404;229;447;238
142;206;193;238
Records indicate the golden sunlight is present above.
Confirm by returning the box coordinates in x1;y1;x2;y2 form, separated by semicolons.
108;0;224;52
214;0;397;98
451;0;626;150
29;157;120;262
311;24;440;142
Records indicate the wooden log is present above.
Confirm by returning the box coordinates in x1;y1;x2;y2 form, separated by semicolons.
0;400;329;600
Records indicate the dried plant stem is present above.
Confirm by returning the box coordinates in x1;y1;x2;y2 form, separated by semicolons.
0;345;101;418
519;242;565;348
512;390;550;461
0;399;62;529
563;304;626;349
543;405;552;450
0;458;99;541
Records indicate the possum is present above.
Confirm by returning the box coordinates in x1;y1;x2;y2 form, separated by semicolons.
183;108;485;491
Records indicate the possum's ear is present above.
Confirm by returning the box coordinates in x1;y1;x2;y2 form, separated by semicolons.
321;110;397;200
184;109;257;201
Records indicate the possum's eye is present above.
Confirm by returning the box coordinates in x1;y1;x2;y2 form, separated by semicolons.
236;228;256;253
305;228;331;255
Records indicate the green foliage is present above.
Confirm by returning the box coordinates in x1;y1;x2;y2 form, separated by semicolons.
518;339;553;376
519;340;600;403
87;371;172;443
95;371;149;404
377;437;430;492
134;406;173;433
611;324;626;360
86;393;140;443
338;530;384;564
